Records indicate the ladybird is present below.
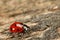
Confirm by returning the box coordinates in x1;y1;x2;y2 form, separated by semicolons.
10;22;30;33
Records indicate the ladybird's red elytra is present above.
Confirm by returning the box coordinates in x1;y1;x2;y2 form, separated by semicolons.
10;22;24;33
10;22;30;33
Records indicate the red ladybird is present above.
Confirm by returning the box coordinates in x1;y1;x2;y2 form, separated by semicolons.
10;22;30;33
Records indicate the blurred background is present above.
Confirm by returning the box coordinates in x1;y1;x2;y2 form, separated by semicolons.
0;0;60;40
